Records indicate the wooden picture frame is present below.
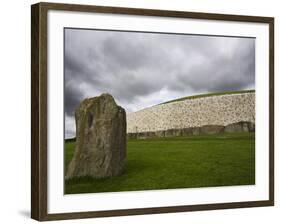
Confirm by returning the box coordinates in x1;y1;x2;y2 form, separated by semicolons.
31;2;274;221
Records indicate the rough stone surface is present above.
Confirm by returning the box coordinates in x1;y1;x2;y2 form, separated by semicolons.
127;93;255;133
225;122;247;133
66;93;126;179
200;125;225;135
126;121;254;140
248;122;255;132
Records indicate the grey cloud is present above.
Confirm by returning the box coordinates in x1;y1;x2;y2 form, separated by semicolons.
64;29;255;138
64;77;84;117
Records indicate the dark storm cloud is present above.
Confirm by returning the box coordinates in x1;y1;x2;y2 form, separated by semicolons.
64;29;255;138
64;78;83;117
172;41;255;93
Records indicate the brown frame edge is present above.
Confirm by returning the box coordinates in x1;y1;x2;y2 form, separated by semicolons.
31;3;48;221
31;2;274;221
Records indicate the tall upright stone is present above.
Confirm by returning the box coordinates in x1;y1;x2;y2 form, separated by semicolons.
66;93;126;179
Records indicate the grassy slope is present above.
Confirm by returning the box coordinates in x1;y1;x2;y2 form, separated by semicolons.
65;132;255;194
161;89;255;105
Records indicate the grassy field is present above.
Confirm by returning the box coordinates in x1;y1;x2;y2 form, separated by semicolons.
65;132;255;194
161;89;255;105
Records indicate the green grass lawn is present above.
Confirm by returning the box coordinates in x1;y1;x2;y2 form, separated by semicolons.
65;132;255;194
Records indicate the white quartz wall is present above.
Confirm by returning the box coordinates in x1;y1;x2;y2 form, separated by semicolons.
127;93;255;133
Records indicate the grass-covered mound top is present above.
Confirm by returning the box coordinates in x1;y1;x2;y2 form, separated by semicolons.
162;89;255;105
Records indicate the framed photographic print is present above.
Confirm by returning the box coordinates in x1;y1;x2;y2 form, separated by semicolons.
31;2;274;221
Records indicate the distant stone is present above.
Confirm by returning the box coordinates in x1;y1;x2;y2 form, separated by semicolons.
164;129;173;138
248;122;255;132
174;129;183;137
191;127;200;135
181;128;193;136
137;132;148;139
224;121;249;133
155;130;166;138
200;125;225;135
66;93;126;179
146;131;157;139
127;133;137;140
165;129;182;137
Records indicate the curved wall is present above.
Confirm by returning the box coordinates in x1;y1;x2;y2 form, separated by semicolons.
127;93;255;133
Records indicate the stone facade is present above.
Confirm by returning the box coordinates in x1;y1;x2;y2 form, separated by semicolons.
127;93;255;134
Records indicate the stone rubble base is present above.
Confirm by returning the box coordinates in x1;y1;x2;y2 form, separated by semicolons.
127;121;255;140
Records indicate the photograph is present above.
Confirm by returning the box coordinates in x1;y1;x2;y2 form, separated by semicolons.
30;2;274;220
64;28;256;194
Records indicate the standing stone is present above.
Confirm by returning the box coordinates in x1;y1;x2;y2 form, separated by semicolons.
66;93;126;179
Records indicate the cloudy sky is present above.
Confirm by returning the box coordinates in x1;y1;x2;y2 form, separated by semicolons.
64;28;255;138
